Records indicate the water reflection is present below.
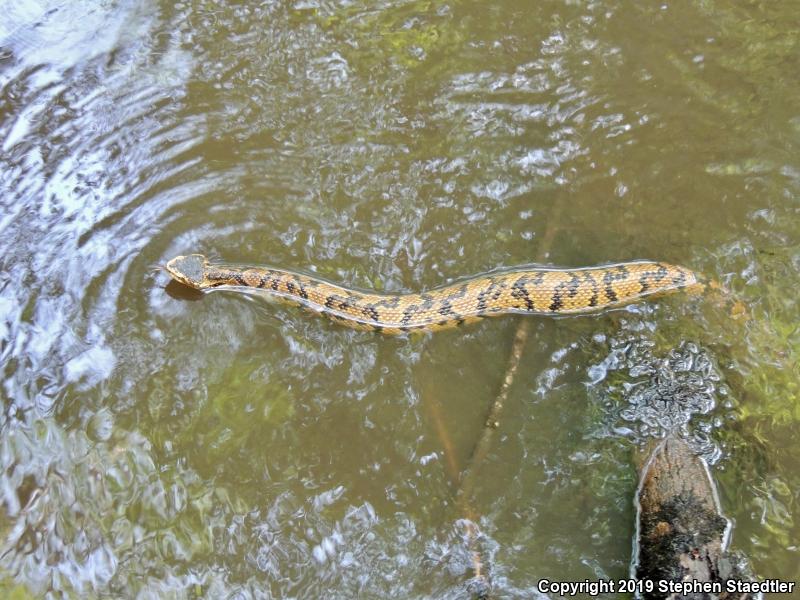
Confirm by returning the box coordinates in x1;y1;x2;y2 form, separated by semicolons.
1;0;799;595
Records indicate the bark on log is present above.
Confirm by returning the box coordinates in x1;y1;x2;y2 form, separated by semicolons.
635;436;753;600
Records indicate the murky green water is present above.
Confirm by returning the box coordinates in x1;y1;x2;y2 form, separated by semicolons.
1;0;798;597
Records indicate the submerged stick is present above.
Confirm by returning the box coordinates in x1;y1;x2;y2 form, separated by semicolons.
456;322;529;508
456;322;529;596
455;196;566;596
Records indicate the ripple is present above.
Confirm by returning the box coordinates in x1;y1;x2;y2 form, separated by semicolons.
0;0;158;74
590;338;727;462
1;0;799;595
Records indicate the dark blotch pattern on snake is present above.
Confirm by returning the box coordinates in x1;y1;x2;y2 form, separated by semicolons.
165;254;703;334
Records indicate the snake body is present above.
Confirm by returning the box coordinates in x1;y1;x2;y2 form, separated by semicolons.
165;254;702;334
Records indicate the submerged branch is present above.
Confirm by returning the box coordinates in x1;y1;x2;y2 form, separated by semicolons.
455;196;565;596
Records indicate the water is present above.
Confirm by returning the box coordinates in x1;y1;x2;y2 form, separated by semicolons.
1;0;798;596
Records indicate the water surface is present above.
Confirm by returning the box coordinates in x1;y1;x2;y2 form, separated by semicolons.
1;0;798;597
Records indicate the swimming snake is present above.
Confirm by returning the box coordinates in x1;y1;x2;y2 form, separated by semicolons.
165;254;702;334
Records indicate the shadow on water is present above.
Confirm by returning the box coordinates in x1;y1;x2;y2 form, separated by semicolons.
164;279;205;301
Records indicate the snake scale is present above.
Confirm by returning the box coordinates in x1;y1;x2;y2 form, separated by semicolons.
165;254;703;334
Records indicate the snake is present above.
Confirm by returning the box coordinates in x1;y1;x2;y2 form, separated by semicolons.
164;254;703;334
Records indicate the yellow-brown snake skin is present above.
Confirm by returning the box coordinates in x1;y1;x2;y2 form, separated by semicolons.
165;254;703;334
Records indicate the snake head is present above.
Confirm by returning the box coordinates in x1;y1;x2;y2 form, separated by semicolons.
165;254;209;289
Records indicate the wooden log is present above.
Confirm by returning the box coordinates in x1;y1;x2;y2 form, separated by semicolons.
635;436;753;599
